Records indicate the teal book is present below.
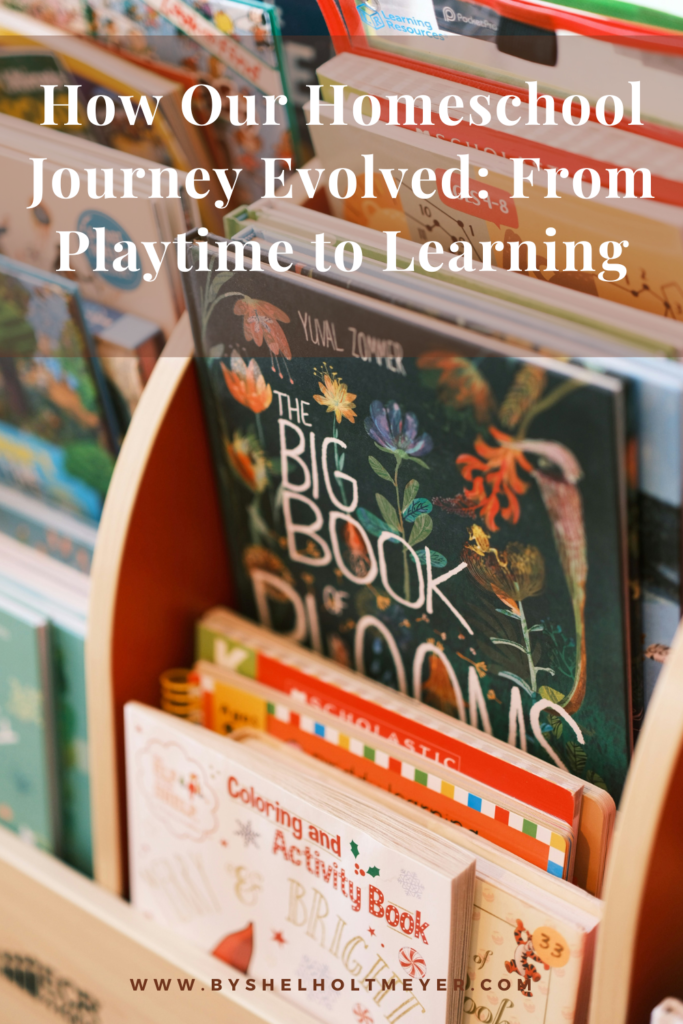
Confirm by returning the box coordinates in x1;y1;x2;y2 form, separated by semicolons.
0;592;59;853
0;574;90;875
183;235;632;802
0;481;96;573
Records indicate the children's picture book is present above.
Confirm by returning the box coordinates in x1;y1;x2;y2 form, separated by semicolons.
86;0;301;199
0;480;97;572
310;100;683;323
316;0;683;131
0;254;117;523
0;6;194;166
183;235;632;803
0;531;90;873
240;728;602;1024
82;299;165;427
196;659;577;879
0;575;89;874
0;112;186;335
0;591;59;854
126;701;476;1024
0;43;94;135
195;607;619;898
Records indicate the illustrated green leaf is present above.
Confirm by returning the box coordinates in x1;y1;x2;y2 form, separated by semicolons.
528;623;544;632
350;840;359;858
491;638;528;653
367;866;380;878
565;741;587;776
406;455;430;470
208;272;234;302
547;714;564;740
376;493;401;532
585;771;608;791
496;608;521;619
403;479;419;510
498;671;535;697
356;508;398;539
539;685;565;705
369;456;392;482
408;513;433;546
403;498;433;522
416;549;447;568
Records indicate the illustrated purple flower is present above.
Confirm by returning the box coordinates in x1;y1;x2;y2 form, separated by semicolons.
364;400;433;459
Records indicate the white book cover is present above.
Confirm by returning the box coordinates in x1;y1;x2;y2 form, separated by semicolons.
126;702;475;1024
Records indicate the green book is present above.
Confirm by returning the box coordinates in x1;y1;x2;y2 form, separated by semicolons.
0;576;90;874
0;592;60;853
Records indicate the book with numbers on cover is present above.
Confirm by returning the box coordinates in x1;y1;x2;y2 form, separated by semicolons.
125;701;476;1024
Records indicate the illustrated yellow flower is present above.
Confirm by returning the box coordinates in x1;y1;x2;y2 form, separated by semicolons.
314;374;357;424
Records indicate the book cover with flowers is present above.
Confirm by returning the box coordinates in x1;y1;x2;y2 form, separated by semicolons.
184;247;631;801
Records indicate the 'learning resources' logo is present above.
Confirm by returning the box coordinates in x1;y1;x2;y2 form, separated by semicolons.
355;1;442;36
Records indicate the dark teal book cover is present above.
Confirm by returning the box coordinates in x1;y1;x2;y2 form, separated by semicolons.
184;245;631;801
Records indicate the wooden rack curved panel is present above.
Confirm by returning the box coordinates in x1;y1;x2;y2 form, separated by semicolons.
86;314;234;896
588;621;683;1024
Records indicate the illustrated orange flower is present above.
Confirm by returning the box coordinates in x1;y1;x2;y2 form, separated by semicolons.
233;297;291;356
225;430;267;493
314;373;357;424
416;352;494;424
435;427;533;531
221;354;272;413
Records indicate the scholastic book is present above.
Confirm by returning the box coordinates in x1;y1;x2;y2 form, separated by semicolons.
0;592;59;853
0;254;117;523
195;660;577;879
126;701;476;1024
183;235;632;802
